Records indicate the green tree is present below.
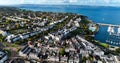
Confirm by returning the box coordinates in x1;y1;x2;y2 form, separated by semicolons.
0;34;5;42
59;47;65;56
115;47;120;54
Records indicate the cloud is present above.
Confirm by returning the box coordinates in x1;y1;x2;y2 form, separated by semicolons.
20;0;64;4
0;0;20;5
103;0;110;3
69;0;78;3
20;0;24;4
1;0;120;6
75;0;120;6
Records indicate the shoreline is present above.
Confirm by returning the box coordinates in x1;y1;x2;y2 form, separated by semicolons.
0;6;120;63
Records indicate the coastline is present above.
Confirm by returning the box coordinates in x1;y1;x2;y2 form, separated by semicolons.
0;6;120;63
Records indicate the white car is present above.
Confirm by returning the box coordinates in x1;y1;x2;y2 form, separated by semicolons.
0;51;8;63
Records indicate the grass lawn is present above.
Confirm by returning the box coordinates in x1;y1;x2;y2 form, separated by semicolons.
98;42;109;48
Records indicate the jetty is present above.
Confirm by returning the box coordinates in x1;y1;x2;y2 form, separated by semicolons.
97;23;120;28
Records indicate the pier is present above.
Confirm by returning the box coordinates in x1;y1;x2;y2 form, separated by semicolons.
97;23;120;28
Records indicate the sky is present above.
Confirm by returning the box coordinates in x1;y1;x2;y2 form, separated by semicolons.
0;0;120;6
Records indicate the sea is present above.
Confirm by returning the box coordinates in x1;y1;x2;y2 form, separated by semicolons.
16;5;120;46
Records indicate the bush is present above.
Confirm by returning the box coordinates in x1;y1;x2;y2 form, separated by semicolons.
0;34;5;42
59;47;65;56
11;43;18;47
115;47;120;54
97;41;109;48
4;49;11;56
82;56;87;63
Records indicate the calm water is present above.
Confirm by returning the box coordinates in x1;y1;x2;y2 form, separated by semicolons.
18;5;120;46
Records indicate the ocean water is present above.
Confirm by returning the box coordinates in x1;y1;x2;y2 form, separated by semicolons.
18;5;120;46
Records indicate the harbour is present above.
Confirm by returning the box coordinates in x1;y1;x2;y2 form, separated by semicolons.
97;23;120;46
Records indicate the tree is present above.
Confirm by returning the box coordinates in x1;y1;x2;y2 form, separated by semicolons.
115;47;120;54
82;56;87;63
59;47;65;56
0;34;5;42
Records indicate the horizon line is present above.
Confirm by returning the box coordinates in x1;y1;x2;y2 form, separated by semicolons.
0;4;120;8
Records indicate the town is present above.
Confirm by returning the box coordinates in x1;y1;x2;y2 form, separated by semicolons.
0;7;120;63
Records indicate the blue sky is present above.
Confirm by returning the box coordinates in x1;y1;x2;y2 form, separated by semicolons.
0;0;120;6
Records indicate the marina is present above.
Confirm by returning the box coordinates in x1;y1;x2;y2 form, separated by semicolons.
97;23;120;46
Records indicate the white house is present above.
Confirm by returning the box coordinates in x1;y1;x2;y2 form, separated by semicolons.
49;34;55;39
55;36;60;41
76;18;81;22
6;34;15;42
74;21;80;27
94;50;104;56
45;36;49;40
0;30;8;36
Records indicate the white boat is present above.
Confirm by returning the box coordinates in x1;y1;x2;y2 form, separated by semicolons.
111;27;114;33
111;41;113;44
107;26;112;32
108;26;115;35
117;27;120;36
